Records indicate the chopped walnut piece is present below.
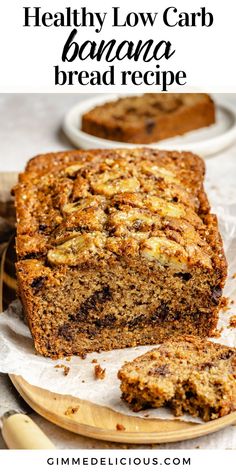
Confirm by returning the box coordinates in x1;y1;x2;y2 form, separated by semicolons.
94;364;106;380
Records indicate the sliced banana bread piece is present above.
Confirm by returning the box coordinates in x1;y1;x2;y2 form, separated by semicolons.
82;93;215;144
118;336;236;421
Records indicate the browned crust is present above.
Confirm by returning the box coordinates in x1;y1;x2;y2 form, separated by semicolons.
81;94;215;144
19;147;205;180
13;148;225;271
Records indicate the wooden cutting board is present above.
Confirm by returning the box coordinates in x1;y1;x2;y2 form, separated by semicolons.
9;374;236;444
1;235;236;444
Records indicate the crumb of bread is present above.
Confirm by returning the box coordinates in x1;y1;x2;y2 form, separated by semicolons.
91;359;98;364
63;366;70;376
232;273;236;279
221;297;231;312
66;356;71;362
211;327;223;338
80;353;87;360
116;423;126;431
54;364;70;375
94;364;106;380
64;406;79;416
229;316;236;328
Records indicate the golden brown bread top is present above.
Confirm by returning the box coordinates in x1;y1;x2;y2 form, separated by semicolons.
82;93;213;129
13;148;225;272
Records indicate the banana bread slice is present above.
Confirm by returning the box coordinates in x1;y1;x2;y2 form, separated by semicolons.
118;336;236;421
13;148;226;358
81;94;215;144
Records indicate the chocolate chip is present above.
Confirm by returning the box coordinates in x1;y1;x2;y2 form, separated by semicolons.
211;286;222;305
88;329;97;339
219;350;235;360
151;303;169;323
145;118;155;134
76;286;112;320
31;276;46;291
114;126;122;137
58;324;73;341
95;314;116;328
127;314;146;329
23;251;44;260
38;224;47;233
185;390;195;399
101;286;112;300
175;272;192;281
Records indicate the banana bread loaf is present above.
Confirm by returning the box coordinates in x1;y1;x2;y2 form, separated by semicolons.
81;94;215;144
118;336;236;421
13;148;226;358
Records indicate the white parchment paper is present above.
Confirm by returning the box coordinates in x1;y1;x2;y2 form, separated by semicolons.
0;177;235;424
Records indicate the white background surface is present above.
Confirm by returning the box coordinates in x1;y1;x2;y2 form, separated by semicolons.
0;93;236;449
0;0;236;92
